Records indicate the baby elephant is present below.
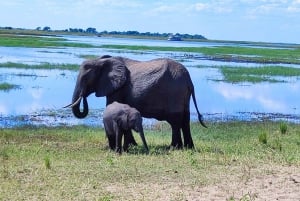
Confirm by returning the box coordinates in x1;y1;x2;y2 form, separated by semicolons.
103;101;149;154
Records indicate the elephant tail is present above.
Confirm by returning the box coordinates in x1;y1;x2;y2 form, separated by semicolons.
191;87;207;128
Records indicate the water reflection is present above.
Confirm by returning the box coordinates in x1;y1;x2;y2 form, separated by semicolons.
212;83;293;113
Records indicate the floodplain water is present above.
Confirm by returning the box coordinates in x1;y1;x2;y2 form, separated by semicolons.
1;36;300;127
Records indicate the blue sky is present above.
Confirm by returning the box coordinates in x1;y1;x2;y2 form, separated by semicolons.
1;0;300;43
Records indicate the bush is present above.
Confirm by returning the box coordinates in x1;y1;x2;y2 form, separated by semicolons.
280;122;288;134
259;132;268;144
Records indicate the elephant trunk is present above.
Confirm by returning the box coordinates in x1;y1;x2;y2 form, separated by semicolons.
71;89;89;119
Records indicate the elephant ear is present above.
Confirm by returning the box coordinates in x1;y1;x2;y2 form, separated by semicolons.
95;58;127;97
116;110;130;130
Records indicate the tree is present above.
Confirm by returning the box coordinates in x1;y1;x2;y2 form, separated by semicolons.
43;26;51;31
86;27;97;33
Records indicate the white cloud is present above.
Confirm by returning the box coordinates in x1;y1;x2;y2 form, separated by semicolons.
145;2;189;16
244;0;300;17
287;0;300;12
246;2;281;19
150;5;179;13
195;3;210;11
193;1;233;13
0;0;299;43
73;0;142;9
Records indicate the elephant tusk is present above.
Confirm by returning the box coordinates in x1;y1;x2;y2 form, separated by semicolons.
63;96;82;108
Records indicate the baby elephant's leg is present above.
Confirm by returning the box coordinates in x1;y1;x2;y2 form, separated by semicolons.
104;127;116;150
123;130;137;152
115;129;123;154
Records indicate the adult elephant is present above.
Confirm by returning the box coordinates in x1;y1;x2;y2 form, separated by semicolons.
65;55;206;149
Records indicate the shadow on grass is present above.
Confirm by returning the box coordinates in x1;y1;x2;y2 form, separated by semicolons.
125;144;211;155
100;144;173;155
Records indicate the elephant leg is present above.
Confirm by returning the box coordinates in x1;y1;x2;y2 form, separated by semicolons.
170;123;183;149
123;130;137;151
108;135;116;150
115;131;123;154
182;126;194;149
182;114;194;149
105;127;116;150
112;122;123;153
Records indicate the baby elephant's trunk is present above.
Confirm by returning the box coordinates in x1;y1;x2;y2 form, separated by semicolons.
139;129;149;154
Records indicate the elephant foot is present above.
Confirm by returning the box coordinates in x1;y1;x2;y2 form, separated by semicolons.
124;134;138;151
184;143;195;149
123;141;138;152
168;144;183;150
115;146;123;154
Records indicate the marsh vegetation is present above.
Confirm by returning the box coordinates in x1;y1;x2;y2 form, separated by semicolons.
1;33;300;125
101;44;300;64
0;62;78;71
0;82;20;91
214;65;300;83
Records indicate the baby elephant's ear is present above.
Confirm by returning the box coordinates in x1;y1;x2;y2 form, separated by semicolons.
96;58;127;97
116;112;130;130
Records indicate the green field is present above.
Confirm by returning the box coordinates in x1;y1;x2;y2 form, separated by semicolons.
1;122;299;200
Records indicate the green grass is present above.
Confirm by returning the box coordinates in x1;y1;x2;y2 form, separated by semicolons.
280;122;288;134
213;66;300;83
0;34;96;48
78;54;99;59
1;122;299;200
0;82;20;91
0;62;79;70
101;44;300;64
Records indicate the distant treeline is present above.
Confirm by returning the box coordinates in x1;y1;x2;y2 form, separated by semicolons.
1;26;207;40
99;30;207;40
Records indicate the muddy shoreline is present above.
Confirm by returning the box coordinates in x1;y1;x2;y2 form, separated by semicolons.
1;109;300;128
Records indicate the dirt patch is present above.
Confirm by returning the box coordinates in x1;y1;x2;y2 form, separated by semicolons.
105;165;300;200
194;165;300;201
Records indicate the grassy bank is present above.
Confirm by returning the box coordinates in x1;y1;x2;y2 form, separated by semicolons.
1;122;299;200
0;62;79;71
210;65;300;83
0;34;95;48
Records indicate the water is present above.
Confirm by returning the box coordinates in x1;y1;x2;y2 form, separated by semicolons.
1;36;300;127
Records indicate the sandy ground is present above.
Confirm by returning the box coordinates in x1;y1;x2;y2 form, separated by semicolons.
106;165;300;201
193;165;300;201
